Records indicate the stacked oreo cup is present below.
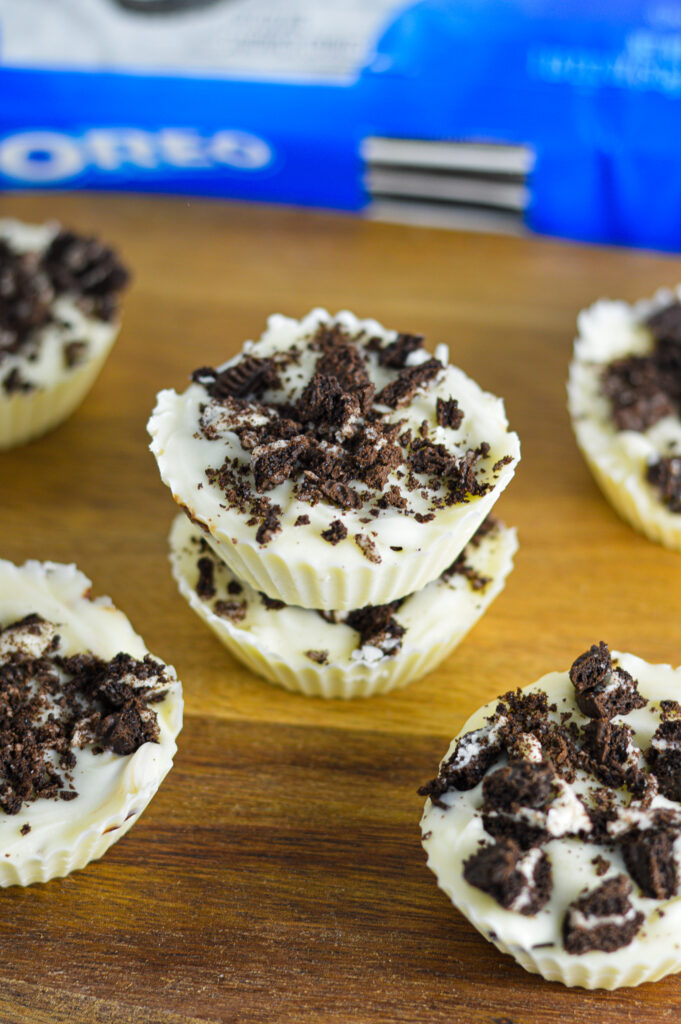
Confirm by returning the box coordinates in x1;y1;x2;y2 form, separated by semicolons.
148;309;521;698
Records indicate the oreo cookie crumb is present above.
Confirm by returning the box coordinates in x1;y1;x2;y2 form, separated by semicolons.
375;358;442;408
213;599;247;622
601;303;681;432
436;397;464;430
42;229;129;322
463;839;552;915
345;601;405;654
563;875;643;954
647;456;681;513
354;533;381;564
375;332;425;368
63;340;88;369
321;520;347;545
623;830;679;899
591;854;610;876
305;650;329;665
195;557;216;600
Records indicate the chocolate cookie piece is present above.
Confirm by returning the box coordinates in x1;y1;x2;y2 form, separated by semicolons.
463;839;552;915
563;875;644;955
647;456;681;513
0;242;53;357
570;642;646;720
481;761;558;848
623;830;680;899
436;397;464;430
647;301;681;349
646;718;681;801
344;601;405;655
296;373;361;437
580;720;639;788
601;355;676;432
600;302;681;433
375;358;442;409
418;718;506;803
191;357;281;401
570;641;611;693
41;229;129;322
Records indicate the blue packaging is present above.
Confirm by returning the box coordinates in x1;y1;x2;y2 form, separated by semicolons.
1;0;681;250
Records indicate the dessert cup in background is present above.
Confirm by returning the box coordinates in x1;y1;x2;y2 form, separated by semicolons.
568;288;681;551
0;218;129;450
0;557;182;886
169;513;518;699
420;643;681;989
149;308;520;610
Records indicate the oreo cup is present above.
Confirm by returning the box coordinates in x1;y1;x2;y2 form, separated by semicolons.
0;219;129;450
148;309;520;613
167;511;517;699
421;652;681;989
568;287;681;552
0;559;182;886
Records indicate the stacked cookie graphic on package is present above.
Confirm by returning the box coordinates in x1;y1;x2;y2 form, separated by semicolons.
148;310;521;698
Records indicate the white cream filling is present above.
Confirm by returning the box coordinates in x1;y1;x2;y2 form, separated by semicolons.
0;558;182;863
150;309;520;578
508;847;544;913
568;907;640;931
0;218;118;393
421;654;681;971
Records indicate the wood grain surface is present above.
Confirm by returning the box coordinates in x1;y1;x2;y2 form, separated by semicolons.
1;192;681;1024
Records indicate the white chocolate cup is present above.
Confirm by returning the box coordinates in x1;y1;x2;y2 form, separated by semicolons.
168;513;517;699
0;558;183;886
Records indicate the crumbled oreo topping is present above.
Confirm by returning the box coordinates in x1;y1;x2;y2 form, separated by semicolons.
193;320;498;545
563;875;643;954
305;650;329;665
421;642;681;943
372;332;424;369
436;397;464;430
0;227;128;388
321;520;347;545
213;599;247;622
463;839;552;915
345;601;405;655
0;242;53;361
192;358;281;401
623;829;680;899
0;614;168;814
195;557;216;600
41;230;129;322
601;301;681;432
569;641;646;720
646;455;681;513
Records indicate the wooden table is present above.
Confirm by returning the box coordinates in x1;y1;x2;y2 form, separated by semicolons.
2;192;681;1024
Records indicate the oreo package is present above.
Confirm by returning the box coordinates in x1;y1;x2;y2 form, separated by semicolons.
1;0;680;249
